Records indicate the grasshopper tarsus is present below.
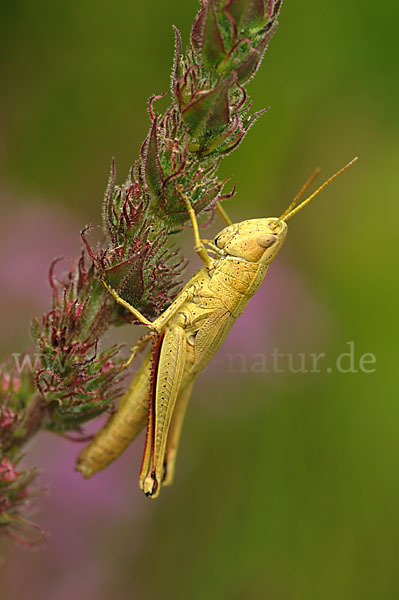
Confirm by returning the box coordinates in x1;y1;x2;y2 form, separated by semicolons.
143;473;159;498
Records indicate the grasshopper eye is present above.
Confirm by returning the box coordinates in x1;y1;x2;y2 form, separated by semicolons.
257;234;277;248
215;235;224;249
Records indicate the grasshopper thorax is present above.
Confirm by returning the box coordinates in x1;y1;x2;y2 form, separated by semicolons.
214;218;287;265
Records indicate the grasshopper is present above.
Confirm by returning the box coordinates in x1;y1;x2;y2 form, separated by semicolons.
76;158;357;498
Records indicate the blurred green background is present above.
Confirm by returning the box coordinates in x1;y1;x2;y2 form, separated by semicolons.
0;1;398;599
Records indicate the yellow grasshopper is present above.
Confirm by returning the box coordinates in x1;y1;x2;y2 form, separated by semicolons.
76;158;357;497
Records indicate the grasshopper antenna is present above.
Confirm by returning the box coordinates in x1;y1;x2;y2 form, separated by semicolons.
273;157;358;227
276;166;321;223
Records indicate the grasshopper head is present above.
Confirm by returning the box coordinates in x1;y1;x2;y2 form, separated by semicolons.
214;218;287;265
213;158;358;266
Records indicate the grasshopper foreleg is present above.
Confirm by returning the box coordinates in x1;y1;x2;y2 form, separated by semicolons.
102;277;158;330
120;331;156;371
176;185;214;270
102;275;195;333
216;202;232;226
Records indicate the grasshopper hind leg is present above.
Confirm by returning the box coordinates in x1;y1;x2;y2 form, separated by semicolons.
162;380;194;487
76;349;153;477
139;326;187;498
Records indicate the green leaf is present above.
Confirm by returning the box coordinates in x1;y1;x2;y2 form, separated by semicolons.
143;117;165;199
104;257;145;309
226;0;265;30
192;0;226;70
182;75;233;136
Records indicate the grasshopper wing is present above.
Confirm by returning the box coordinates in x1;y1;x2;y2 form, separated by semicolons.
162;380;194;487
193;308;234;372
